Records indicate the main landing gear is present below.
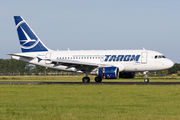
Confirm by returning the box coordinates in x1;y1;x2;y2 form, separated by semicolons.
82;77;90;82
95;77;102;82
82;72;90;82
82;77;102;83
143;71;149;83
82;72;102;83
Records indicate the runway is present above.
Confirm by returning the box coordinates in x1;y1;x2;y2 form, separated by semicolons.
0;82;180;85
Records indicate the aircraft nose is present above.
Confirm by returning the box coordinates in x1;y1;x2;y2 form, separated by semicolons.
166;59;174;69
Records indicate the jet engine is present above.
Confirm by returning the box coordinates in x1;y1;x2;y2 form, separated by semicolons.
97;67;119;79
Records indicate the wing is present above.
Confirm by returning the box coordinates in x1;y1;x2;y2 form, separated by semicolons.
50;59;109;72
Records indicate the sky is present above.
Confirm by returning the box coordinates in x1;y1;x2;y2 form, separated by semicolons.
0;0;180;63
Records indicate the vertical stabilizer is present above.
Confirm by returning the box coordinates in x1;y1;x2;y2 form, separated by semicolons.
14;16;50;52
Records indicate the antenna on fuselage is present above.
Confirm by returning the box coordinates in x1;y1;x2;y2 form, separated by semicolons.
143;47;145;50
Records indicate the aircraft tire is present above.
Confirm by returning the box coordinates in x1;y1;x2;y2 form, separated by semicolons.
82;77;90;83
95;77;102;82
144;78;149;83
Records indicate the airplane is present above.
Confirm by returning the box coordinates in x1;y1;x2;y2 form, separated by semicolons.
8;16;174;83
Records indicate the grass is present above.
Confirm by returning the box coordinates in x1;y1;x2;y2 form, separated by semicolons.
0;85;180;120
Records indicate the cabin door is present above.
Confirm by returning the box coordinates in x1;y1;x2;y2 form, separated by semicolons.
45;53;52;64
141;52;147;64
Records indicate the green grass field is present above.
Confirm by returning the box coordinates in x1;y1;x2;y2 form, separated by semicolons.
0;76;180;120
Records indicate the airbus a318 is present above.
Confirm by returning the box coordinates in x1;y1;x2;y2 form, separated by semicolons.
8;16;174;83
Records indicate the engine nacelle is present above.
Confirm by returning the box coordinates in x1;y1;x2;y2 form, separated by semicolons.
119;72;135;78
97;67;119;79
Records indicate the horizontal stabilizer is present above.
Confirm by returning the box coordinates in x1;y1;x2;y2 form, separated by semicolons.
7;54;36;59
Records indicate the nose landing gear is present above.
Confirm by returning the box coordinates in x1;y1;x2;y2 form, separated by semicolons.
143;71;149;83
144;78;149;83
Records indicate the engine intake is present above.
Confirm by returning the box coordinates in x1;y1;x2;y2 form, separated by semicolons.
98;67;119;79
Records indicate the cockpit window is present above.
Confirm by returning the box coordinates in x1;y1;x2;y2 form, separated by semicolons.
154;55;166;59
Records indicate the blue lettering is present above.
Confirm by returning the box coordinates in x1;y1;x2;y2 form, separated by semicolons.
109;55;116;61
124;55;131;61
116;55;124;61
130;55;140;61
104;55;141;62
104;55;111;61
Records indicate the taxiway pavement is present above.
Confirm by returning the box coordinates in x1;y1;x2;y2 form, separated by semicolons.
0;82;180;85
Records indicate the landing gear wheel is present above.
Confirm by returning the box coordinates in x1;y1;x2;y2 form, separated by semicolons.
82;77;90;83
143;71;149;83
95;77;102;82
144;78;149;83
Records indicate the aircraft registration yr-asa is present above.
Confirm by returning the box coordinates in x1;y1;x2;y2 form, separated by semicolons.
8;16;174;83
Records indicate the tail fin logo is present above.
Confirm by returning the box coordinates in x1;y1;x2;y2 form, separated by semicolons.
14;16;48;52
16;20;39;49
20;26;36;46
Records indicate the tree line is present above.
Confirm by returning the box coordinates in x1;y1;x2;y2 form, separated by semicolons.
0;59;77;76
0;59;179;76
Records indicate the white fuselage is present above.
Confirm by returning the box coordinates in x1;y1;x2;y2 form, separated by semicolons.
11;49;174;74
